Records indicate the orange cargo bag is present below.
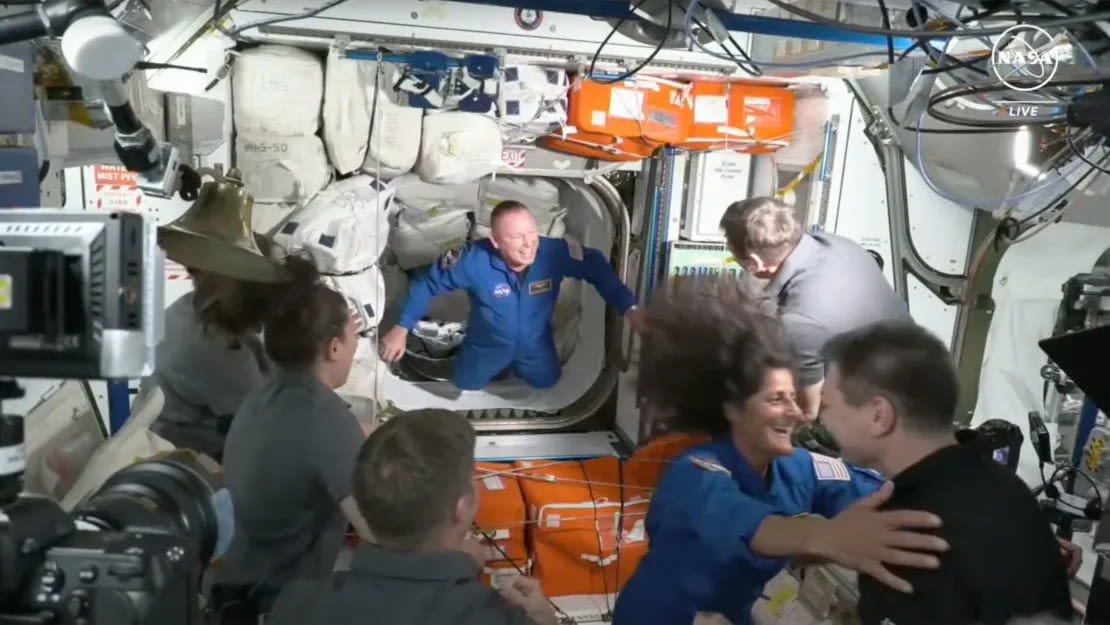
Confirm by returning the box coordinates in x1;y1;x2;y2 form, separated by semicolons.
514;457;650;598
676;81;733;152
725;84;796;149
568;77;690;146
474;462;530;562
537;130;656;162
624;432;711;492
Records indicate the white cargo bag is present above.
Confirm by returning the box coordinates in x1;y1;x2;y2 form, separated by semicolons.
391;210;470;270
415;112;503;184
338;338;380;399
326;265;388;330
552;278;583;364
472;208;567;241
323;48;370;175
233;46;323;137
360;61;424;177
477;176;561;225
271;175;394;274
499;65;569;141
412;320;467;358
236;134;331;204
392;175;479;219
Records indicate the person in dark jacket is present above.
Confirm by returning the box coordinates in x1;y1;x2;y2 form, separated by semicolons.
820;321;1074;625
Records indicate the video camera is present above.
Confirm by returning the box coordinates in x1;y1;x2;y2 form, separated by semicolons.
0;409;226;625
0;210;226;624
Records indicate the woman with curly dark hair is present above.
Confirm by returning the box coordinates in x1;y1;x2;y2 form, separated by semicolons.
611;276;948;625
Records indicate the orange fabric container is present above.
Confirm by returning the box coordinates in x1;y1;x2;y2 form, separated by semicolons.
537;130;656;162
513;457;650;598
624;432;711;492
474;462;529;561
480;558;531;590
725;83;796;150
567;77;690;145
676;81;733;151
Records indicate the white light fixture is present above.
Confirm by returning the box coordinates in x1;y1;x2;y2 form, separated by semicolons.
1012;125;1042;178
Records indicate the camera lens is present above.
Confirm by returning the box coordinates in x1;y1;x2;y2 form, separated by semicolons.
74;451;230;565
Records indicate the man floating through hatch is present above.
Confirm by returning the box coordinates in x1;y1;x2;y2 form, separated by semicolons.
380;200;642;391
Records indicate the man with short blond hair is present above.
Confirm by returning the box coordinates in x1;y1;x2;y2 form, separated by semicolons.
719;197;910;420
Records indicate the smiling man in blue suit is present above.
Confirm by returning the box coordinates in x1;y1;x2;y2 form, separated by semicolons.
379;200;641;390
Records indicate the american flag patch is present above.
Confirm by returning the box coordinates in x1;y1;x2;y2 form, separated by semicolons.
811;453;851;481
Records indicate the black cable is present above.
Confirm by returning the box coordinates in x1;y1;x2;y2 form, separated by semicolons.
877;0;895;66
759;0;1110;39
679;0;762;75
1065;130;1110;174
924;74;1110;128
1015;143;1107;226
473;525;573;625
588;0;670;84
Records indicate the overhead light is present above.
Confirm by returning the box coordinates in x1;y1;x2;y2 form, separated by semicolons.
1012;125;1042;178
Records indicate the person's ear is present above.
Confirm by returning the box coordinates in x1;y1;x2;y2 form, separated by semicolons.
324;336;342;362
870;396;898;437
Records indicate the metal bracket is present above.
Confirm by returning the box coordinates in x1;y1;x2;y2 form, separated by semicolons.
853;93;968;305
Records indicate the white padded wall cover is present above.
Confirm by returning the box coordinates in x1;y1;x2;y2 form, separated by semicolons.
322;47;371;175
415;112;503;184
499;64;569;142
360;61;424;177
235;134;331;204
326;266;388;331
270;175;395;274
472;175;566;240
233;45;323;137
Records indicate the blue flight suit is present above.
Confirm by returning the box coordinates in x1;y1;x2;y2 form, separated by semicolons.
613;438;884;625
397;236;636;390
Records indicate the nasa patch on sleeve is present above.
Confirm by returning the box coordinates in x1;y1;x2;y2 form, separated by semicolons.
811;452;851;481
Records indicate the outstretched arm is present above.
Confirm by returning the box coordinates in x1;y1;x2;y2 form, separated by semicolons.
558;237;637;314
396;246;473;330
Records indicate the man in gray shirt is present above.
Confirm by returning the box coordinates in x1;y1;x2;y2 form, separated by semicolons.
720;197;911;420
267;409;559;625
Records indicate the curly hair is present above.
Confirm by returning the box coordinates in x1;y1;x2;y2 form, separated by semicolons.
639;275;795;436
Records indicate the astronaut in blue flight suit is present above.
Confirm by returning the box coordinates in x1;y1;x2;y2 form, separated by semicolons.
379;200;641;390
612;276;949;625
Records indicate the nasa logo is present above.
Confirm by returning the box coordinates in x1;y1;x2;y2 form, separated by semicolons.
990;24;1062;92
492;282;512;298
513;8;543;31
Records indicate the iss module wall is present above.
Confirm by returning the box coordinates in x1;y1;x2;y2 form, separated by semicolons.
971;222;1110;486
133;38;635;423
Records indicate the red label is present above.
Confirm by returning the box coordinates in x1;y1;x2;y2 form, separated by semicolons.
93;165;138;188
502;149;526;169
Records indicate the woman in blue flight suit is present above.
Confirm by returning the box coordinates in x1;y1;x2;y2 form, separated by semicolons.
612;276;947;625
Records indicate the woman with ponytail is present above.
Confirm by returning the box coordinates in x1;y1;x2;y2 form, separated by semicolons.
612;276;945;625
144;235;283;462
211;254;372;614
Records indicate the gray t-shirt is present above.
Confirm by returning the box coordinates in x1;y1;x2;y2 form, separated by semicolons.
215;369;364;589
144;293;268;460
268;546;537;625
768;233;912;386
